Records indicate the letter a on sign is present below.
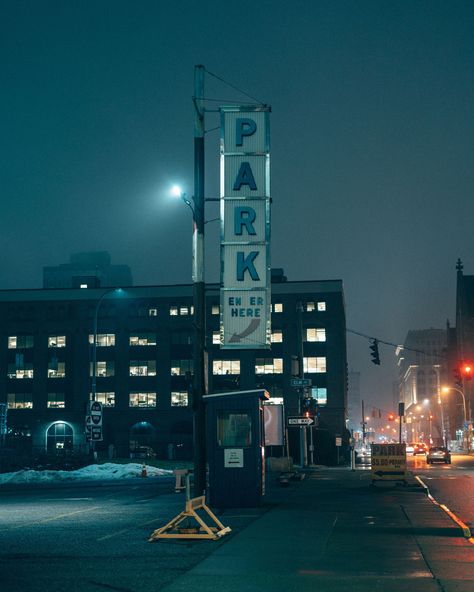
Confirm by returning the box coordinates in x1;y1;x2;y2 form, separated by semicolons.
233;162;257;191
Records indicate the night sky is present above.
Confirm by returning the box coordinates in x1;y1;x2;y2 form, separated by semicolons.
2;1;473;409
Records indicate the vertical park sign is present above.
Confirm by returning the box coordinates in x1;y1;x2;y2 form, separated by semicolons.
220;106;271;349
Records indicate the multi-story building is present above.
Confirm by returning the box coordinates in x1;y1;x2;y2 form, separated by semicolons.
444;259;474;447
0;276;347;465
397;328;447;444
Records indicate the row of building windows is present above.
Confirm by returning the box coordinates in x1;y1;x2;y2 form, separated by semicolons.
7;300;329;322
7;356;327;379
8;327;327;349
6;386;330;410
6;391;189;409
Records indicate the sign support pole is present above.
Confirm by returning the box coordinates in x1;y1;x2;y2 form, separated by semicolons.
193;64;207;497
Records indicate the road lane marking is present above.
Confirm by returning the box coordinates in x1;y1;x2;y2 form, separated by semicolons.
0;506;101;531
96;518;163;541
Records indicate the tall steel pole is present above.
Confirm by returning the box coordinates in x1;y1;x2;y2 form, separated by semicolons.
192;64;207;496
296;301;308;467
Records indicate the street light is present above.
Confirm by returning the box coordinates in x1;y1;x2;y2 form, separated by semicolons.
442;386;468;450
172;181;207;497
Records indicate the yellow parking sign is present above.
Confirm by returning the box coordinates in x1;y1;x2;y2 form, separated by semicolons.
371;443;407;483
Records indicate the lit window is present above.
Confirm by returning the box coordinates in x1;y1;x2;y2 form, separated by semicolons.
48;362;66;378
7;393;33;409
8;335;34;349
90;361;115;377
306;302;316;312
149;308;158;316
7;364;34;379
213;360;241;375
48;335;66;348
255;358;283;374
304;357;326;373
170;306;178;316
171;360;193;376
212;331;221;345
92;392;116;407
311;387;327;405
47;393;65;408
271;330;283;343
306;328;326;342
180;306;189;316
171;391;189;406
129;333;157;346
89;334;115;347
212;305;220;315
129;360;157;376
129;392;157;408
317;301;326;311
272;303;283;313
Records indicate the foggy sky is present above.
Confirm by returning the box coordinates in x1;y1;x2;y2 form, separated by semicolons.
1;1;473;409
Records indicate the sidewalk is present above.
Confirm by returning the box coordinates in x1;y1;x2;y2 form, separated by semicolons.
159;467;474;592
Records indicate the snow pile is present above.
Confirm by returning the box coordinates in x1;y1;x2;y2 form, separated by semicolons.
0;462;173;484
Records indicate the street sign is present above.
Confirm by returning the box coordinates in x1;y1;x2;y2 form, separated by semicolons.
371;443;407;482
220;107;271;349
290;378;312;388
89;401;103;426
287;416;314;426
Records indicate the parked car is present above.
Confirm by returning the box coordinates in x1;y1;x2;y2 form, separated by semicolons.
413;442;429;455
426;446;451;464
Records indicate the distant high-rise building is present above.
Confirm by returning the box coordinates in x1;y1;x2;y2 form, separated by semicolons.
43;252;133;289
397;328;447;409
397;328;447;444
347;370;361;433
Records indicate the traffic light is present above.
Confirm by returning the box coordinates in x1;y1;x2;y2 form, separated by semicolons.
453;367;463;388
461;363;473;381
369;339;380;365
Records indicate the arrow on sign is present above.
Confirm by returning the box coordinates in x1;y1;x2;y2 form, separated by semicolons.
373;470;405;477
228;319;261;343
288;417;314;426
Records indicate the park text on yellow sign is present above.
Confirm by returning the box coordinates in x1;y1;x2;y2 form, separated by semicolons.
371;443;407;481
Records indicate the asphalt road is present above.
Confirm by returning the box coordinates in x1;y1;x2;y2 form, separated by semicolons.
2;458;473;591
410;453;474;533
0;476;259;592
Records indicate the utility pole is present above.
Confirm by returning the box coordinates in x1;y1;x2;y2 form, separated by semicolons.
193;64;207;496
361;400;366;446
296;301;308;466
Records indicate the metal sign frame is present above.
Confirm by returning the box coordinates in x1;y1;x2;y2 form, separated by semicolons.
219;105;271;349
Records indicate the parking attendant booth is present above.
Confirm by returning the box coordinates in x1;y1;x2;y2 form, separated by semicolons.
204;389;269;508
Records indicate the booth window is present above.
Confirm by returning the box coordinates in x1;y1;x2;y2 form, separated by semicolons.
217;411;252;447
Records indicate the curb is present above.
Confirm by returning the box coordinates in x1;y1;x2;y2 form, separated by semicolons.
415;475;473;542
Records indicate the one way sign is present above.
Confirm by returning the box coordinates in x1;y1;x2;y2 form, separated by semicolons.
287;416;314;426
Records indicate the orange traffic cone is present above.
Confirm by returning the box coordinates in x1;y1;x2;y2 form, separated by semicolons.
141;463;148;478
